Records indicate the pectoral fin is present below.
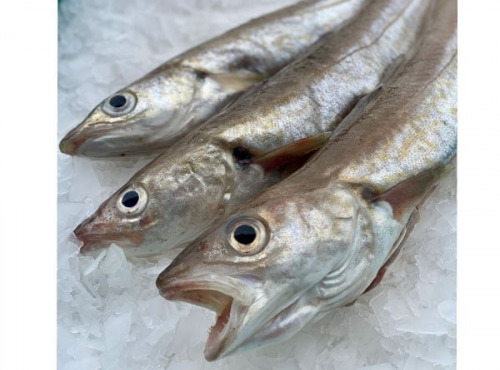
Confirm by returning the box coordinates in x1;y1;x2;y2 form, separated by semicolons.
363;206;422;294
363;225;408;294
252;132;331;173
209;71;266;94
370;164;448;221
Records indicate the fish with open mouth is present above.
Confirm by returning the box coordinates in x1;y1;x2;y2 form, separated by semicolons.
58;0;369;157
156;0;457;360
74;0;433;256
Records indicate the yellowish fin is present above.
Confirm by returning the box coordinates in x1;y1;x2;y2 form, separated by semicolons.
252;132;331;173
369;164;449;221
209;71;267;94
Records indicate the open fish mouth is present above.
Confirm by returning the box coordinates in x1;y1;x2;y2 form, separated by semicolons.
157;280;244;361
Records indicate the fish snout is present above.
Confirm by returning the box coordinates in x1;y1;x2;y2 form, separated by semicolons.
74;214;145;254
156;258;191;297
59;118;114;156
59;130;85;155
59;137;77;155
156;242;215;299
74;216;105;254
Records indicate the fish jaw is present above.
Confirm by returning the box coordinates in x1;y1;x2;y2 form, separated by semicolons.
74;209;147;254
157;280;245;361
59;130;82;156
156;251;258;360
61;130;166;158
59;115;120;157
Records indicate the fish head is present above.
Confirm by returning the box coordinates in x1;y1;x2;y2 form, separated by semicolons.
59;66;210;157
157;183;378;360
75;139;239;255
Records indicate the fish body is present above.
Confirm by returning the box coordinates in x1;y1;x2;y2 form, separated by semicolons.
157;0;457;360
59;0;368;157
75;0;433;256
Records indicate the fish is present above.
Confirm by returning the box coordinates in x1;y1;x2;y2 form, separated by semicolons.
58;0;369;157
74;0;433;256
156;0;457;360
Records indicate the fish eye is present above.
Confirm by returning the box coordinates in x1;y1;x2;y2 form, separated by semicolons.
122;190;139;208
102;91;137;116
227;217;268;255
117;186;148;216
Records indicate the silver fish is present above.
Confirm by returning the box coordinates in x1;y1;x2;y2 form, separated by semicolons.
74;0;433;256
156;0;457;360
59;0;368;157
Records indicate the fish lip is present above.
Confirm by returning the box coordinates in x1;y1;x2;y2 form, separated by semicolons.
75;224;145;255
59;122;115;156
77;233;138;255
59;132;86;155
157;278;246;361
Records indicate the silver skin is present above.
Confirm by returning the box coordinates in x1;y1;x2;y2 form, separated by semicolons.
75;0;433;256
157;0;457;360
59;0;369;157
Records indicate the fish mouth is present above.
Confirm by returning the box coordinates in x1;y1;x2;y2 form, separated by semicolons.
75;222;145;255
59;123;115;156
59;132;87;155
157;279;244;361
77;234;143;254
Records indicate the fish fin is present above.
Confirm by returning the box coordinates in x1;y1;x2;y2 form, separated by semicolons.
363;206;422;294
252;132;331;173
209;71;266;93
362;228;406;294
274;154;314;181
337;55;407;129
365;164;449;221
336;86;384;133
332;55;407;144
380;54;407;85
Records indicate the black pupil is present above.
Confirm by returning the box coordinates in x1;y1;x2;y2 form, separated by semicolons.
122;190;139;208
233;225;257;245
109;94;127;108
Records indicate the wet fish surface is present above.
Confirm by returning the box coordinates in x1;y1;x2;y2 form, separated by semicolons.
59;0;368;157
156;0;457;360
74;0;433;256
